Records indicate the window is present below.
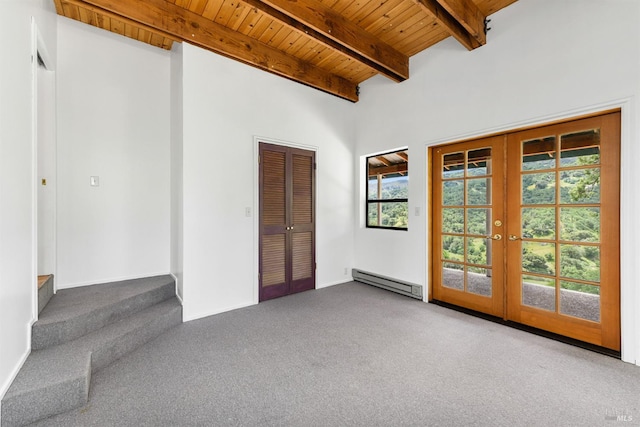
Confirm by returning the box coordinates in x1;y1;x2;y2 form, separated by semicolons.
366;149;408;230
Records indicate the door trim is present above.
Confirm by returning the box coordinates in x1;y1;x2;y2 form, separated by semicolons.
427;106;632;359
253;136;318;304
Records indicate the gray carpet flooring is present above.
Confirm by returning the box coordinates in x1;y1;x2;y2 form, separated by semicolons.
31;282;640;427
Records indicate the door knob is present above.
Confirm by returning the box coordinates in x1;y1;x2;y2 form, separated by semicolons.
491;234;502;240
508;235;520;241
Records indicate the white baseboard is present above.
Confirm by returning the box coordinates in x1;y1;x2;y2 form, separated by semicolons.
170;273;184;306
57;271;172;290
0;345;30;403
183;301;257;322
317;279;353;289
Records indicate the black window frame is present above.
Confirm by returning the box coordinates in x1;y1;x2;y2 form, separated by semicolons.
366;149;409;231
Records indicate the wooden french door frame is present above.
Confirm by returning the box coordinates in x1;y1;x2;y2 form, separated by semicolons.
430;111;621;351
505;112;621;350
258;141;316;302
432;135;506;317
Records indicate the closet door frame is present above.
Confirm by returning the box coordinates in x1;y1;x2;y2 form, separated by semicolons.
257;138;316;302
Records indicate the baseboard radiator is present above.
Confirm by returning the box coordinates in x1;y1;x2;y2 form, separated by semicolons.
352;269;423;300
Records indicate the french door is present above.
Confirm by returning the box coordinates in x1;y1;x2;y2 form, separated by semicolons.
432;112;621;350
259;143;316;302
432;135;506;317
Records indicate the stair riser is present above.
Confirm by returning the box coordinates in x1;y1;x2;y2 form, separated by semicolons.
1;303;182;427
32;282;175;350
92;306;182;372
0;372;90;427
37;277;54;315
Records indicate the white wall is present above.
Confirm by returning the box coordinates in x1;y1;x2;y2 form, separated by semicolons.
180;43;355;321
0;0;57;405
170;42;184;301
354;0;640;364
56;17;172;288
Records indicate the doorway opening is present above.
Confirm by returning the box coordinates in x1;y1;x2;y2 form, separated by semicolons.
34;31;56;315
258;142;316;302
431;111;621;351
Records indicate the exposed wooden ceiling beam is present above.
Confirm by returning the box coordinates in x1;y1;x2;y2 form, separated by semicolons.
435;0;486;46
246;0;409;82
415;0;486;50
59;0;179;48
74;0;359;101
396;152;409;161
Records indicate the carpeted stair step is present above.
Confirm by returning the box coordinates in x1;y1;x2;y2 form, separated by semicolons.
32;275;175;350
1;298;182;427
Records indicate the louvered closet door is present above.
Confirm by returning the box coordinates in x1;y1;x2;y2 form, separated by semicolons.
259;143;315;301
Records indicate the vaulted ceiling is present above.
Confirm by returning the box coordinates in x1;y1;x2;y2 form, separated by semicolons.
53;0;516;102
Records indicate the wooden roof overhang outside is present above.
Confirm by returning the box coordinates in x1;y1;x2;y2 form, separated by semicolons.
53;0;517;102
368;150;408;177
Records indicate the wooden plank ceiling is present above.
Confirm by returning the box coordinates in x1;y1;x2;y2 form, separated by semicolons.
53;0;516;102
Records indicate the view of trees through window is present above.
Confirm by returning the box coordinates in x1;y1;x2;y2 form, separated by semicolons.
520;152;601;295
442;133;601;296
367;150;408;229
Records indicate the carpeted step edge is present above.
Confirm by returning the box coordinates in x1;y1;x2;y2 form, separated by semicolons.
91;299;182;372
1;299;182;427
32;279;175;350
0;358;91;427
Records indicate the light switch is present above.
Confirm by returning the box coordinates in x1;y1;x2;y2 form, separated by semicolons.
414;207;420;216
90;176;100;187
245;207;252;217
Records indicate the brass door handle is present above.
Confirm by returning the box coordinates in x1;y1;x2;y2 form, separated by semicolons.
508;235;520;241
491;234;502;240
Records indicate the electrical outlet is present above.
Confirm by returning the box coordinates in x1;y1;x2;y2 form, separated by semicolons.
344;267;348;275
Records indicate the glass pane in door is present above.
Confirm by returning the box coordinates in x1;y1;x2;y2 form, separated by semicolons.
522;275;555;312
560;129;600;166
467;267;492;296
439;147;495;297
560;281;600;322
522;136;556;171
516;126;604;324
442;262;464;290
